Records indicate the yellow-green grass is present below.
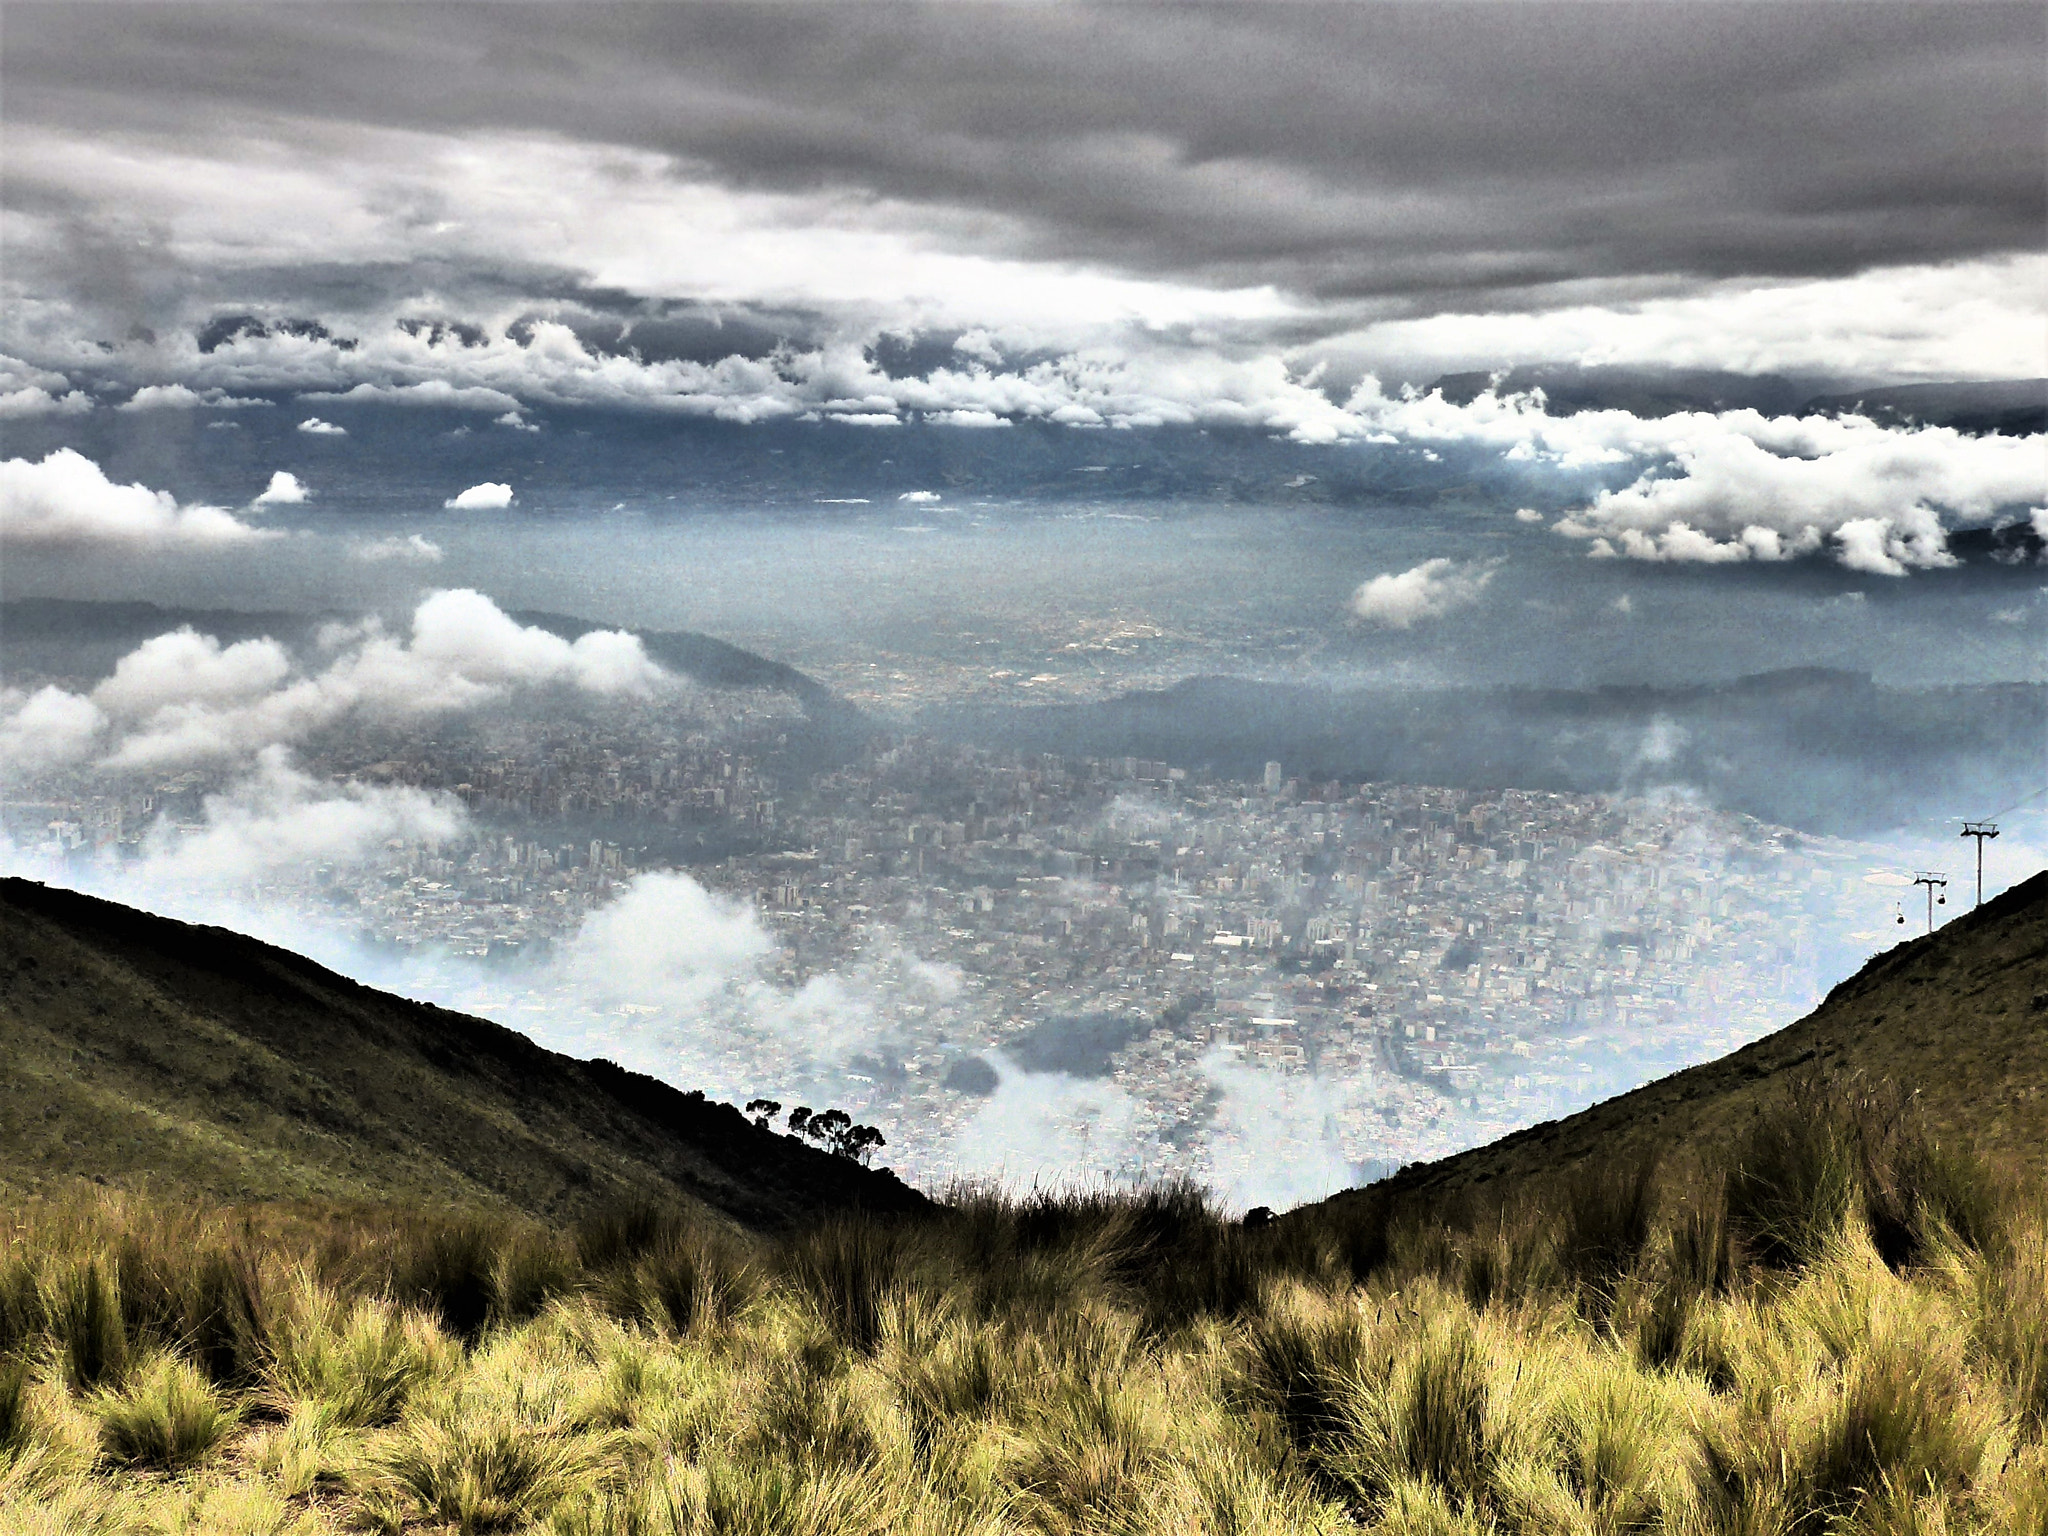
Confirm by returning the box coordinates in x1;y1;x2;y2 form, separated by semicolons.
2;1090;2044;1535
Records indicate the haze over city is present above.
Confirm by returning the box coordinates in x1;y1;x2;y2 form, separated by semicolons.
4;2;2044;1208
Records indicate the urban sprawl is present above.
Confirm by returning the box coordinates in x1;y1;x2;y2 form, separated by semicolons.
13;691;1891;1197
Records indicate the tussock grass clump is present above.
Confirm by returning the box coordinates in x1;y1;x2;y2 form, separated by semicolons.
367;1412;607;1533
382;1216;512;1342
1239;1283;1382;1466
55;1258;127;1393
603;1223;756;1337
0;1355;31;1465
1555;1152;1660;1299
572;1200;688;1275
1727;1074;2006;1274
267;1281;455;1428
1455;1213;1558;1312
93;1352;240;1470
0;1258;47;1362
781;1218;921;1355
493;1229;580;1326
1;1114;2042;1535
1973;1213;2048;1436
658;1457;902;1536
1011;1374;1169;1530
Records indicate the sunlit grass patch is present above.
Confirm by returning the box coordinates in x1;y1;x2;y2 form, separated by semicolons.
265;1277;456;1429
361;1410;615;1533
1;1146;2043;1534
93;1351;241;1470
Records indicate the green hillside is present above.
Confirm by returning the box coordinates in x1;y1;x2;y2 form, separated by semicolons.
0;877;929;1229
1306;868;2048;1226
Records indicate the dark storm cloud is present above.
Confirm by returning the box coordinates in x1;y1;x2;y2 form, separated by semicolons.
6;2;2042;303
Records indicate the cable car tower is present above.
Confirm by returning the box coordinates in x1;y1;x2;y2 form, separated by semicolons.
1958;821;1999;908
1910;871;1947;934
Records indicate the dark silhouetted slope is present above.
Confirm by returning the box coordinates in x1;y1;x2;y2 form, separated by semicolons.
0;878;929;1228
1302;869;2048;1223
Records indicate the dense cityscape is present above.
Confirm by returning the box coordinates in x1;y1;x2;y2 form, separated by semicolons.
8;680;1897;1203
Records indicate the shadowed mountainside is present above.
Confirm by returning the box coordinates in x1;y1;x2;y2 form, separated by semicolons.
1300;867;2048;1226
0;876;929;1228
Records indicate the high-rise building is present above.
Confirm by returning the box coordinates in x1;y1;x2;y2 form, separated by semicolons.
1263;760;1283;793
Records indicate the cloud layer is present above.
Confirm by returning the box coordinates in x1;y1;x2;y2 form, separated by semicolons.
0;589;669;776
1;9;2041;457
10;6;2042;308
1344;385;2048;574
142;747;466;883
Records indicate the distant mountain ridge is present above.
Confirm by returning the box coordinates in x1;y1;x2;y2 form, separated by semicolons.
0;876;930;1227
511;608;871;752
922;668;2045;836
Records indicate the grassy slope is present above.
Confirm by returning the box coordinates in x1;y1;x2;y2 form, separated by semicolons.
0;878;929;1229
1308;868;2048;1223
4;1177;2044;1533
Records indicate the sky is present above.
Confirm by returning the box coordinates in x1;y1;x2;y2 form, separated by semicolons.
2;2;2044;594
3;2;2045;421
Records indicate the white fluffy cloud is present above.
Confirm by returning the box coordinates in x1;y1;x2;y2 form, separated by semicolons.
0;448;275;550
1351;557;1499;628
8;590;666;775
445;481;513;509
1320;256;2048;385
559;871;776;1014
1548;418;2040;575
118;384;269;411
924;409;1010;428
1350;384;2048;574
297;416;346;435
141;747;465;882
92;629;294;720
253;470;308;505
306;380;525;413
0;685;107;774
0;356;93;417
948;1054;1148;1188
352;532;443;562
1200;1047;1359;1211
